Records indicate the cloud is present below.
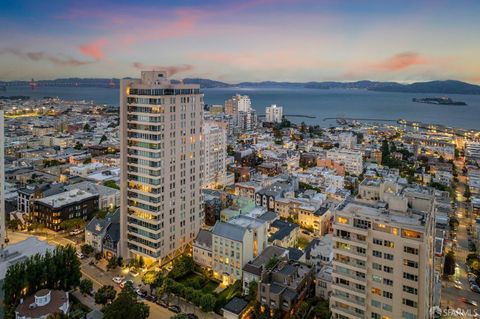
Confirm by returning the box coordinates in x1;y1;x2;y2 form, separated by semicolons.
374;52;428;71
0;48;92;66
79;38;107;60
132;62;194;76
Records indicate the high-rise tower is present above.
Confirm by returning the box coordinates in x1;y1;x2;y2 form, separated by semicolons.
120;71;204;265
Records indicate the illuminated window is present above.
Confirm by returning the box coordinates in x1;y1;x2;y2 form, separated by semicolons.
337;216;349;224
371;288;381;296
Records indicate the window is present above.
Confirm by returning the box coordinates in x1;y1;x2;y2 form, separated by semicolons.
372;312;381;319
373;238;382;245
404;246;419;255
402;299;418;308
337;216;349;224
402;311;417;319
384;240;394;248
383;266;393;273
372;275;382;283
404;259;418;268
371;300;381;308
403;273;418;282
403;285;418;295
382;304;392;312
383;291;393;299
384;253;394;260
373;250;382;258
383;278;393;286
371;288;381;296
373;263;382;270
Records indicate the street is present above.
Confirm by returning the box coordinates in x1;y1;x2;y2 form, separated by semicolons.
440;157;480;315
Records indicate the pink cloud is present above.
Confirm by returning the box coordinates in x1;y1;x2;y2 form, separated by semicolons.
0;48;92;66
374;52;428;71
79;38;107;60
132;62;194;76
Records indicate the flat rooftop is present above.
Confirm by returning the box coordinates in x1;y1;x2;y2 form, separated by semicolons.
37;189;97;208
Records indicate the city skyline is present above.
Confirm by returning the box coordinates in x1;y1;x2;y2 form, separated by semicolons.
1;0;479;83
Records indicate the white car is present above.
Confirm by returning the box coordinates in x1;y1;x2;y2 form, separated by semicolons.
112;276;125;284
76;252;85;259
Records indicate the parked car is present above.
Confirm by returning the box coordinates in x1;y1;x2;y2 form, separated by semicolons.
471;285;480;293
156;299;168;308
70;229;84;236
135;288;148;298
119;280;133;289
76;252;85;259
168;305;181;313
112;276;125;284
459;297;478;306
145;294;158;302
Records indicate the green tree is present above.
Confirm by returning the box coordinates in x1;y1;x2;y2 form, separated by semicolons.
81;244;94;257
142;271;163;293
103;284;149;319
107;256;118;270
95;285;117;306
170;314;189;319
79;279;93;295
444;251;456;276
8;219;19;231
3;246;81;319
247;281;258;303
83;123;91;131
74;142;83;150
60;218;85;232
200;294;217;312
103;180;120;190
83;157;92;164
168;255;195;279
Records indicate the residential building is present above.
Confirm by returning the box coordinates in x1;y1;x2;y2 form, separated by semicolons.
224;94;256;132
211;215;268;285
326;149;364;176
65;181;120;210
257;259;314;312
338;132;356;149
15;289;69;319
316;264;333;300
193;229;213;269
32;189;99;231
120;71;204;265
17;183;65;214
265;104;283;123
203;120;228;188
85;209;120;256
330;196;434;319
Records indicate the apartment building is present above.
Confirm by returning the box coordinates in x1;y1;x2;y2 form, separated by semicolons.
265;104;283;123
203;120;228;188
330;196;434;319
224;94;256;132
326;149;364;176
210;215;268;285
120;71;204;264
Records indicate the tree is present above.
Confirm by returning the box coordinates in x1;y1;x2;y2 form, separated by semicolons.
79;279;93;295
138;256;145;268
444;251;456;276
168;255;195;279
60;218;85;232
247;281;258;303
74;142;83;150
200;294;216;312
266;256;278;270
83;157;92;164
170;314;189;319
81;244;94;257
8;219;19;231
99;134;108;144
311;299;331;318
3;245;81;319
95;285;117;306
107;256;118;270
142;271;162;293
83;123;91;131
103;180;120;190
103;284;149;319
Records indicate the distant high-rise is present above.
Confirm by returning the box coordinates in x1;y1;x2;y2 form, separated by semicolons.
224;94;256;132
265;104;283;123
0;106;4;246
203;120;227;188
119;71;204;265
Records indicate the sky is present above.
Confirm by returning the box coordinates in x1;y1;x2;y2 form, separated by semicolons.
0;0;479;83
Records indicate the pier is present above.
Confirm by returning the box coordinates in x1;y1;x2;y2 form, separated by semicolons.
258;114;316;118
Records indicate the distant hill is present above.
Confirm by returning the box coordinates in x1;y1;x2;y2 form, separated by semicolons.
1;78;480;95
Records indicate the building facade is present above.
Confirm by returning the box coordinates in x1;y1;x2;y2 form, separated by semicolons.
203;120;228;188
330;199;434;319
120;71;204;265
265;104;283;123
